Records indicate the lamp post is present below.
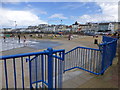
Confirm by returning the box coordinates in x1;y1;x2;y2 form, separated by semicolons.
14;21;17;29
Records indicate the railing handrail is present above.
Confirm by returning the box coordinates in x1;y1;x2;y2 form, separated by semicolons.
0;48;65;60
65;46;100;54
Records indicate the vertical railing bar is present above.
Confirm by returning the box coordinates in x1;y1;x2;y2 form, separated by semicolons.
81;48;83;67
88;49;90;71
55;53;57;88
70;52;72;68
4;59;8;90
58;53;60;88
44;55;47;83
28;56;32;89
35;55;38;89
85;49;87;69
79;48;82;67
72;50;75;67
21;57;25;89
83;49;85;68
74;49;76;67
13;58;17;89
75;49;77;67
71;51;73;68
90;50;93;72
77;48;79;67
91;50;93;72
79;48;81;67
41;54;44;88
93;50;95;72
97;51;100;73
59;52;63;88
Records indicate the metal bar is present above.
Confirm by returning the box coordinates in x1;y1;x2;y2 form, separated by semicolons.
45;55;47;83
28;56;32;89
65;47;100;55
84;49;86;68
41;55;44;88
52;55;63;60
35;55;38;89
47;48;53;88
4;59;8;90
55;53;57;88
101;44;106;74
21;57;25;89
59;52;63;88
83;49;85;68
1;49;65;60
13;58;17;89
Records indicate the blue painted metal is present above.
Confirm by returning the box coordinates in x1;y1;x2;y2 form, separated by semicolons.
4;59;8;90
101;43;106;75
28;56;32;89
13;58;17;89
47;48;53;88
52;55;63;61
21;57;25;89
41;55;44;88
35;55;38;89
0;49;65;59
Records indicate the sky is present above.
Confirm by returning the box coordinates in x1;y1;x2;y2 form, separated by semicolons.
0;1;119;28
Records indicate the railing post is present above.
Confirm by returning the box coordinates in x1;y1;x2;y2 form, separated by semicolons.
28;56;32;90
47;48;53;89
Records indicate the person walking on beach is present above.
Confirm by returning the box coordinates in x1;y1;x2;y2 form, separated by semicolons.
18;35;20;43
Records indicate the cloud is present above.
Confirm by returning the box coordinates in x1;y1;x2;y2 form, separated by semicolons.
49;14;68;19
0;8;47;27
76;14;115;23
1;0;119;2
76;2;118;23
25;4;47;15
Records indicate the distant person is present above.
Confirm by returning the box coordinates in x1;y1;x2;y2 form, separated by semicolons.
18;35;20;43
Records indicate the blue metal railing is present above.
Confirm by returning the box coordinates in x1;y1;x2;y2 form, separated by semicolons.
0;48;65;89
64;46;102;75
0;36;118;89
64;36;118;75
99;36;117;74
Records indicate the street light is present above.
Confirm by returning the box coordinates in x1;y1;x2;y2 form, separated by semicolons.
14;21;17;29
